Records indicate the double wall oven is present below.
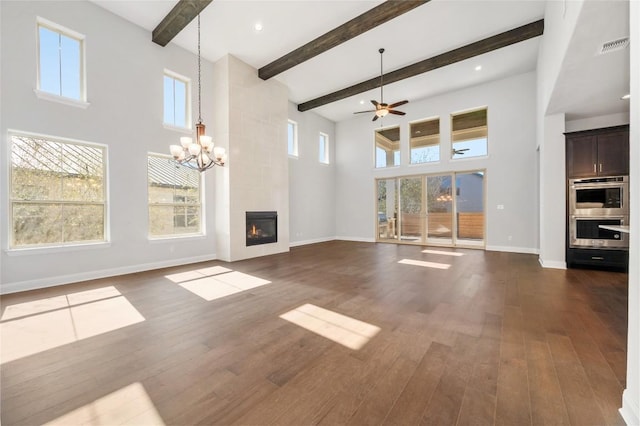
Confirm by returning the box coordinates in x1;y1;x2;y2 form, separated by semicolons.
568;176;628;249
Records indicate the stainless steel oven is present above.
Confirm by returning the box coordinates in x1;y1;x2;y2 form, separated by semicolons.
569;176;628;216
569;216;629;249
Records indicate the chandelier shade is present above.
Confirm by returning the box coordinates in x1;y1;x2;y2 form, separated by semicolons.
169;14;225;172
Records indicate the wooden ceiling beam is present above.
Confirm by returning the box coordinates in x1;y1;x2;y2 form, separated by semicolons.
152;0;213;47
297;19;544;112
258;0;429;80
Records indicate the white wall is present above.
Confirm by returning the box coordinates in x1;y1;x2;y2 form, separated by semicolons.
288;102;336;246
621;1;639;424
0;1;218;293
334;72;539;253
566;112;630;133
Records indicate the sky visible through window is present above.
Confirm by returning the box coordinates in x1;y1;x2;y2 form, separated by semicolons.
164;76;187;128
452;138;488;159
39;26;81;99
288;121;297;156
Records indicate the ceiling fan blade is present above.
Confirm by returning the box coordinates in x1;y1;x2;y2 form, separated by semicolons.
388;110;406;116
371;100;380;108
388;100;409;108
354;110;376;114
372;114;379;122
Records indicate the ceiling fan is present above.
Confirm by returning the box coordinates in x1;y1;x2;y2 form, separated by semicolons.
354;48;408;121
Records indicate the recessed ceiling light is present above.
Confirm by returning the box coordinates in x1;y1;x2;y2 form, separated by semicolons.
621;93;630;100
254;22;263;32
359;100;365;105
475;65;482;71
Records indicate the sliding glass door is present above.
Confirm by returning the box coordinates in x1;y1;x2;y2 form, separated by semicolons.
399;177;423;242
455;171;485;246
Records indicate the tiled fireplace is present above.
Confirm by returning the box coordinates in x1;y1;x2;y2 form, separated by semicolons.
246;211;278;246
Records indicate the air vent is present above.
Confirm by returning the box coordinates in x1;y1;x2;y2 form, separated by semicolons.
600;37;629;54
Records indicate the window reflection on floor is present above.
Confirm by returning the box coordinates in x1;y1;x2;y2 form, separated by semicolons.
43;382;164;426
0;286;144;364
421;249;465;257
165;267;270;301
280;303;380;350
398;258;452;269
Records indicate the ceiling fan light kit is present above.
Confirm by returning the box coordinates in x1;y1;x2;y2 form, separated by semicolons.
354;48;408;121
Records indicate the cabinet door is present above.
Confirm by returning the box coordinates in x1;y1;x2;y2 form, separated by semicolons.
567;135;598;178
597;130;629;176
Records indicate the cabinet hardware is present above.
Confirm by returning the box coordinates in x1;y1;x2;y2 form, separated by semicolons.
593;164;597;173
599;163;602;173
591;256;605;260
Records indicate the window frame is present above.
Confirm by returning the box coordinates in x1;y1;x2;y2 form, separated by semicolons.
163;69;192;131
147;153;203;239
374;125;401;169
450;106;489;161
288;120;299;157
8;131;108;251
409;117;440;165
35;17;88;108
319;132;330;165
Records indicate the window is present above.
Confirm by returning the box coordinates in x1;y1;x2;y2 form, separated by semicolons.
319;132;329;164
288;120;298;157
9;133;106;249
37;18;84;101
148;154;202;237
410;118;440;164
375;126;400;168
451;107;488;159
163;71;190;129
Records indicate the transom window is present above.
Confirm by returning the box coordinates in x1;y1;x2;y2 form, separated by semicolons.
10;133;106;249
163;70;190;129
288;120;298;157
375;126;400;168
410;118;440;164
451;107;488;159
148;154;202;237
319;132;329;164
37;18;85;101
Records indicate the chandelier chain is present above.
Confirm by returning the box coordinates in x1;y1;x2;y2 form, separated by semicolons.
197;13;202;123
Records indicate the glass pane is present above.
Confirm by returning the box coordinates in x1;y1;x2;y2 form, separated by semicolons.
319;134;328;163
451;108;487;159
163;76;174;125
452;138;487;159
375;127;400;168
13;203;63;246
39;27;61;95
376;179;397;241
288;122;296;155
63;204;104;242
410;118;439;163
149;205;174;237
173;206;200;234
61;143;104;201
174;79;187;128
11;136;63;201
456;171;484;241
60;34;81;99
399;177;422;242
426;175;453;240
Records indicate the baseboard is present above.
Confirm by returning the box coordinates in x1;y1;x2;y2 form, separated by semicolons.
620;389;640;426
0;254;218;295
485;245;539;255
538;257;567;269
335;236;376;243
289;237;335;248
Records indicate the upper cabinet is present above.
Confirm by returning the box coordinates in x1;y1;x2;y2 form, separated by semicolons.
566;125;629;178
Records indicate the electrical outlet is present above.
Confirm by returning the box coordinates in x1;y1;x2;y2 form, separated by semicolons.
497;204;504;210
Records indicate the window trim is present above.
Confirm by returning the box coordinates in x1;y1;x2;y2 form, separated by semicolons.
163;69;192;130
36;17;87;104
288;119;299;158
147;152;203;240
8;130;109;251
319;132;330;165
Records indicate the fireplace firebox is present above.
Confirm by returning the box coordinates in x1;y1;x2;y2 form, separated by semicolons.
246;211;277;246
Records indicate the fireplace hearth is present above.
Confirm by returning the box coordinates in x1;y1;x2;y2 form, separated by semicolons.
246;211;277;246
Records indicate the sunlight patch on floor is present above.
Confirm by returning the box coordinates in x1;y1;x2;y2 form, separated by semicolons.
164;265;232;284
421;249;465;257
43;382;164;426
398;258;452;269
178;271;271;301
0;286;144;364
280;303;380;350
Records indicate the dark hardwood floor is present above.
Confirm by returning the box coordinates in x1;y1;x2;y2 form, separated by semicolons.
0;241;628;425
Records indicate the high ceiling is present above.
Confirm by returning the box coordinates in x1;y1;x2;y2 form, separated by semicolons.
91;0;629;123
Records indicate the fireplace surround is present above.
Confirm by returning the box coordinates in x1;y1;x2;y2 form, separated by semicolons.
246;211;278;246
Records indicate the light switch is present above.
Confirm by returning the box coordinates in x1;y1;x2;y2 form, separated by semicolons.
497;204;504;210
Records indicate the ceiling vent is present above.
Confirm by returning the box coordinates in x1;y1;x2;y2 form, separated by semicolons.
599;37;629;54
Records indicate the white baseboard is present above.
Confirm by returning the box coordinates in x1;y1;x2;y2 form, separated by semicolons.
621;389;640;426
538;257;567;269
335;236;376;243
485;245;539;255
0;254;217;295
289;237;335;247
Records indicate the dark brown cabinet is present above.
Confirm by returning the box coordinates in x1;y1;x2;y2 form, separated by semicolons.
566;125;629;178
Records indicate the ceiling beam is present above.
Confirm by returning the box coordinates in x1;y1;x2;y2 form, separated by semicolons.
258;0;429;81
297;19;544;112
152;0;213;47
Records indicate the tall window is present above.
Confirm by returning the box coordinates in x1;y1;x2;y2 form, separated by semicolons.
319;132;329;164
10;133;106;248
451;107;488;159
148;154;202;237
288;120;298;157
37;19;84;101
163;71;190;129
410;118;440;164
375;126;400;168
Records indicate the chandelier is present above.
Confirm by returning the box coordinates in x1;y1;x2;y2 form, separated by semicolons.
169;14;225;171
